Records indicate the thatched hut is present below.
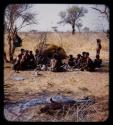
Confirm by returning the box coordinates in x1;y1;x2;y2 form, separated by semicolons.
35;44;67;59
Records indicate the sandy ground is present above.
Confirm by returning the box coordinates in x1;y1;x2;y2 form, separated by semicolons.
4;60;109;121
4;32;109;121
4;64;109;101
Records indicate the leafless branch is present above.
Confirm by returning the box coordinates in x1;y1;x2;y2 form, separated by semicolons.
91;6;109;21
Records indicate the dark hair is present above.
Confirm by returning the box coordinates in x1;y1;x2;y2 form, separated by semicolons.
25;50;29;53
86;52;89;56
77;54;81;57
97;39;101;43
21;48;24;52
69;55;73;58
82;52;86;55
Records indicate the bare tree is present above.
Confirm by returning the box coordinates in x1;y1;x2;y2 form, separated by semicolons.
91;5;109;38
91;5;109;22
5;4;37;62
59;6;88;35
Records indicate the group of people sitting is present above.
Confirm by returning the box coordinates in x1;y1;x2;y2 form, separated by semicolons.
13;48;102;73
62;52;102;72
13;49;36;72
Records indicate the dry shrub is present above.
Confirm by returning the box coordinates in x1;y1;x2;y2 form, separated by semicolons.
31;101;108;122
13;95;108;122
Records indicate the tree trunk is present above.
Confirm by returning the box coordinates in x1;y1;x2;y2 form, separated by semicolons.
11;46;16;60
72;25;75;35
78;27;80;32
8;34;14;62
4;51;9;63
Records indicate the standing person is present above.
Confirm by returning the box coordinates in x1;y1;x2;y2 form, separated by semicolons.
25;50;30;69
29;51;36;69
18;48;25;59
12;55;21;73
20;51;26;70
96;39;102;56
20;50;30;70
14;48;25;70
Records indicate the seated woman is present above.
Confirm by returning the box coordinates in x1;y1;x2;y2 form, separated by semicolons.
94;55;102;68
50;57;57;71
86;52;95;72
80;52;87;71
75;54;82;69
68;55;75;67
50;54;65;72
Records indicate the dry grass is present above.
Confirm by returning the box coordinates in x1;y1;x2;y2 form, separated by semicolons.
4;32;109;60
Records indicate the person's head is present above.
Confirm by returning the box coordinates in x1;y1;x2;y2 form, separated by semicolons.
77;54;81;58
96;55;100;59
30;51;33;55
97;39;101;44
69;55;73;58
82;52;87;58
26;50;29;54
21;48;25;54
24;50;28;55
86;52;89;57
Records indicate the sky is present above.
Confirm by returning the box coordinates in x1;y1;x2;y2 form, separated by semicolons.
13;4;109;32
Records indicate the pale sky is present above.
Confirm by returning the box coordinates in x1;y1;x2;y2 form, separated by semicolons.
16;4;109;32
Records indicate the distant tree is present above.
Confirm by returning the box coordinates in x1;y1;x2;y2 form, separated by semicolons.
52;26;58;32
59;6;88;35
76;22;83;32
5;4;37;62
30;30;38;33
83;27;90;32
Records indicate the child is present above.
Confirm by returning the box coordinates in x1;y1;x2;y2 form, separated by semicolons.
68;55;75;67
96;39;102;56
